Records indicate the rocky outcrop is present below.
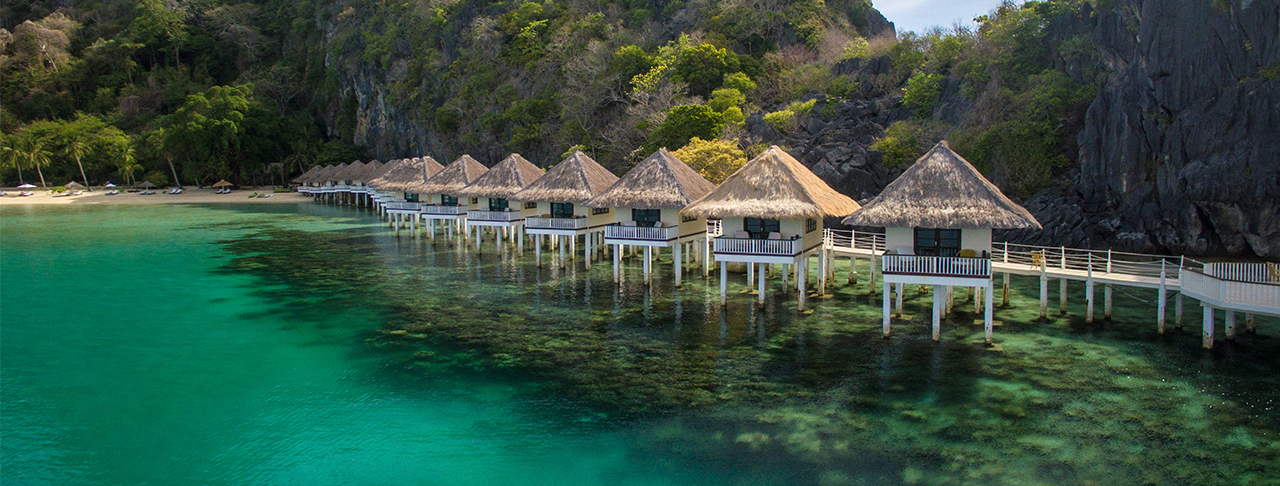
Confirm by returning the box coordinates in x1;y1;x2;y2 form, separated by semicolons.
1011;0;1280;258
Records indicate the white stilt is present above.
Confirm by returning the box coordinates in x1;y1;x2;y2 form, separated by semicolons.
1060;279;1068;315
674;243;683;288
613;244;621;282
535;234;543;267
747;260;755;291
1158;264;1168;333
720;263;728;304
585;232;592;267
1247;313;1257;333
797;259;807;311
643;246;652;284
1225;310;1236;340
984;280;994;345
758;263;766;305
1104;284;1113;319
882;281;891;337
1203;305;1215;349
895;283;904;315
932;285;942;341
560;236;567;267
1086;279;1095;323
1039;264;1048;318
1176;292;1184;328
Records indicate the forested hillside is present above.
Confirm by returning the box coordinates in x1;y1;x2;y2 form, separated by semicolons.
2;0;1276;257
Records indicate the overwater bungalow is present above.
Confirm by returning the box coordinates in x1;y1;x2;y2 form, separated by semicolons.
682;146;860;308
346;159;383;206
456;153;545;252
365;158;404;212
843;141;1041;344
368;157;444;235
328;160;366;205
411;155;488;241
511;151;619;267
585;148;716;286
314;163;348;203
292;165;322;193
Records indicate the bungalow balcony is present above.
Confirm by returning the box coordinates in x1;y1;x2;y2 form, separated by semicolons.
466;209;525;225
603;223;681;246
881;254;992;285
384;202;426;213
713;236;805;264
524;216;597;235
420;204;469;217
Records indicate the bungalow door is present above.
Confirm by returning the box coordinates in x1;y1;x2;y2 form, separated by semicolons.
489;198;509;211
441;195;458;206
744;218;780;239
551;202;574;218
914;228;961;256
632;209;661;227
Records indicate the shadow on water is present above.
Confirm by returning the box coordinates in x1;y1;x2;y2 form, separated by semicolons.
200;204;1280;486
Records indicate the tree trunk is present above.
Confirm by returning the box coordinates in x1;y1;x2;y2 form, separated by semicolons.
75;155;91;191
35;164;47;189
167;157;184;188
16;165;24;185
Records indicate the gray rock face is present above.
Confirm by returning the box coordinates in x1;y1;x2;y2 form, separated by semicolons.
1053;0;1280;258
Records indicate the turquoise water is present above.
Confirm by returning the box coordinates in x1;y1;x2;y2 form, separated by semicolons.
3;203;1278;485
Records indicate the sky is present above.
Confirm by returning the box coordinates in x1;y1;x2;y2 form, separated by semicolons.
874;0;1006;34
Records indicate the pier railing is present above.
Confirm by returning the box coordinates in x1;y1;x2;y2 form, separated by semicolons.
824;228;885;253
714;237;802;256
882;254;991;278
1180;267;1280;315
467;210;522;222
605;224;680;241
421;205;469;216
526;217;589;230
707;219;723;237
385;202;425;211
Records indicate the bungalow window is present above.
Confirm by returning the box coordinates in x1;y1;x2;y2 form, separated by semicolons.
441;195;458;206
805;218;817;233
632;209;661;227
592;207;610;215
405;193;419;202
681;214;697;223
551;202;574;218
489;198;509;211
915;228;961;256
471;198;479;204
525;201;538;209
744;218;780;239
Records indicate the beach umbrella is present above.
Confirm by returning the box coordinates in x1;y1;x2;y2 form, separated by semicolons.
65;181;85;190
139;181;156;188
104;182;117;188
17;183;36;189
212;180;233;188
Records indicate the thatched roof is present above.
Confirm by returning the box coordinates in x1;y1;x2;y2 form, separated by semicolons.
585;148;716;209
318;163;348;183
843;142;1041;229
682;146;860;219
408;155;488;195
331;160;366;181
456;153;545;199
368;157;443;192
349;160;383;182
512;151;618;204
301;165;334;184
365;159;401;184
292;165;321;183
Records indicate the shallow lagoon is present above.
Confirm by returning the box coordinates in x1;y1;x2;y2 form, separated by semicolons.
2;203;1277;485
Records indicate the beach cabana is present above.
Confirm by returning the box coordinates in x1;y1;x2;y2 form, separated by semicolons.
410;155;488;241
585;148;716;286
682;146;859;308
843;141;1040;344
456;153;545;252
511;151;619;267
369;157;444;235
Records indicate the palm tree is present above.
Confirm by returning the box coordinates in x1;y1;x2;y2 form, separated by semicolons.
115;140;139;187
0;137;23;185
65;137;93;191
18;138;51;189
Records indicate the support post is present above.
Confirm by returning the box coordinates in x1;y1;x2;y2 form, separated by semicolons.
1225;310;1236;340
882;281;891;338
984;279;994;345
1002;272;1010;306
797;258;807;311
758;263;766;306
1086;255;1094;323
932;285;942;342
720;263;728;305
1040;263;1048;319
674;243;683;288
1158;263;1168;334
1176;293;1184;329
535;234;542;267
643;246;652;284
1104;284;1113;319
1060;279;1068;315
613;244;621;282
1203;305;1215;349
895;283;904;315
1247;313;1257;333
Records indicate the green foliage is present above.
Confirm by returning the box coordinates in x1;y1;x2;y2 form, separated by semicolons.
670;43;741;98
787;99;816;115
722;72;758;93
828;75;861;99
1258;62;1280;81
838;37;871;61
141;169;169;187
646;105;726;153
869;120;950;167
903;72;943;118
763;110;796;133
708;88;746;112
672;137;747;184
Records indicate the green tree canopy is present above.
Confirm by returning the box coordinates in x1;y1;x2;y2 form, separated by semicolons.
646;105;726;154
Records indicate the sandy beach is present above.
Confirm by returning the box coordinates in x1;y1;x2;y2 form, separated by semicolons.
0;187;311;205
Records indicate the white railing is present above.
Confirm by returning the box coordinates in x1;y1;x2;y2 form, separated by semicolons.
1181;268;1280;314
333;184;353;192
713;237;802;256
882;254;991;278
421;205;469;216
824;228;885;253
526;217;589;230
467;210;523;222
605;224;680;241
385;202;424;211
1206;262;1280;284
990;242;1189;278
707;219;723;237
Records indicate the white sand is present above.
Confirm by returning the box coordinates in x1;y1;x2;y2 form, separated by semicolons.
0;187;311;205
